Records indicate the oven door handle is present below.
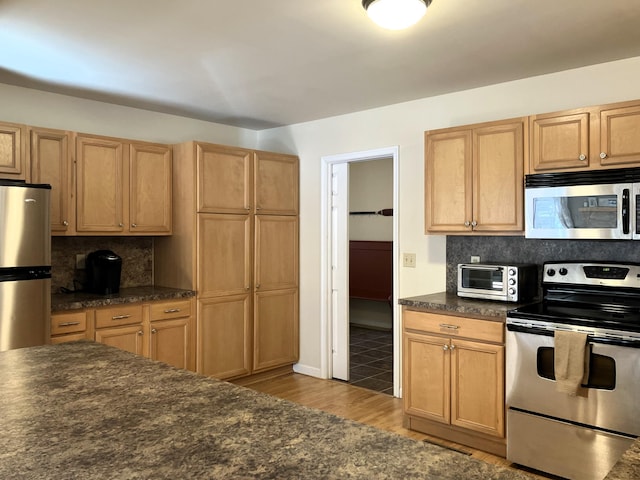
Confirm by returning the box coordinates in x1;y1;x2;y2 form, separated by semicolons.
506;322;640;348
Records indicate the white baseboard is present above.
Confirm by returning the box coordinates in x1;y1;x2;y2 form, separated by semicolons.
293;363;324;379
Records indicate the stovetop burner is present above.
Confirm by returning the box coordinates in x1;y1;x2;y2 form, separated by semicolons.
508;261;640;334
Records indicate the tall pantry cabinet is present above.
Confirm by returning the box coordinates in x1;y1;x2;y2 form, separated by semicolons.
154;142;299;381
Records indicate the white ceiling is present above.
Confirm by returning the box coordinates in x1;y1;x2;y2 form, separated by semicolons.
2;0;640;129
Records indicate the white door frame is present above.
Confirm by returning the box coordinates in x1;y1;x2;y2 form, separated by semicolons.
320;146;401;397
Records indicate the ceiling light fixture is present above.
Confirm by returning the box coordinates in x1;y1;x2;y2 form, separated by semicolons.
362;0;432;30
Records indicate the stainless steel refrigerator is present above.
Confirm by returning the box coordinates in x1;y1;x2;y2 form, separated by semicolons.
0;179;51;351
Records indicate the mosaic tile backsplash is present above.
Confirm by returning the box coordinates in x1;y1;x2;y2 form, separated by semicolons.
51;237;153;293
446;236;640;293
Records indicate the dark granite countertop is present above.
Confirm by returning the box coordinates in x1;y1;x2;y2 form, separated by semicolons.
51;285;195;311
0;341;542;480
399;291;535;320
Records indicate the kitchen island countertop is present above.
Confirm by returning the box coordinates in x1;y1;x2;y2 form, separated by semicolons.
0;341;543;480
51;285;195;311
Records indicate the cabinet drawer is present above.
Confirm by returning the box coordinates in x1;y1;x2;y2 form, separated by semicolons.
95;304;143;329
404;310;504;343
51;333;87;344
149;299;191;321
51;311;87;335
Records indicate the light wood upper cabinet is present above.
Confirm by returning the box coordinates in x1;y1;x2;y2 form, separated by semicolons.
76;135;125;233
529;109;592;172
599;102;640;167
197;143;253;214
76;134;172;235
0;121;27;180
254;151;299;215
130;142;172;234
425;117;526;234
30;127;75;235
528;100;640;173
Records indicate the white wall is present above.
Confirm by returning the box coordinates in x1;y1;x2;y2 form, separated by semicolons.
0;83;258;147
349;158;393;241
257;56;640;374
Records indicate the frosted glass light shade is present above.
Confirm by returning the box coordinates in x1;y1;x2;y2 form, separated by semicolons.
363;0;430;30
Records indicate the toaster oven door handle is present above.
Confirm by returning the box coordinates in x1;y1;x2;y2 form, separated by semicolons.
460;265;502;271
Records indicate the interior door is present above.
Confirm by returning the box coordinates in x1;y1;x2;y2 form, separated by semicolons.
331;162;349;380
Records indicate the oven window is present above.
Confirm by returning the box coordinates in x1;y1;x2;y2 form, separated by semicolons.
536;346;616;390
461;268;503;290
532;195;618;229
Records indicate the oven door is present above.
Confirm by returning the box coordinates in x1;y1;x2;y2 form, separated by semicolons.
525;183;632;239
506;322;640;435
506;321;639;480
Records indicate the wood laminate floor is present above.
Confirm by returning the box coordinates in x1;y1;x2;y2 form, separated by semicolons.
243;372;555;479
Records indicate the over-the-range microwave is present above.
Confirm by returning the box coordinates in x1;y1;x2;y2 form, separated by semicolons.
525;167;640;240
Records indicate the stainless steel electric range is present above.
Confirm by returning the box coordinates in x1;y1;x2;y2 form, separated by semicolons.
506;261;640;480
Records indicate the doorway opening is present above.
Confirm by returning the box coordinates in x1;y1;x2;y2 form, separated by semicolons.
320;147;401;398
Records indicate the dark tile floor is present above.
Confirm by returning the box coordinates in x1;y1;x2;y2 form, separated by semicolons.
349;325;394;395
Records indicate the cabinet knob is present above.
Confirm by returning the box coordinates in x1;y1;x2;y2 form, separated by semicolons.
443;345;449;351
137;330;143;336
464;221;471;227
151;328;157;334
471;220;477;227
450;344;456;350
131;223;137;228
256;284;261;289
246;286;251;291
579;154;587;161
600;152;608;159
62;220;69;226
118;223;124;227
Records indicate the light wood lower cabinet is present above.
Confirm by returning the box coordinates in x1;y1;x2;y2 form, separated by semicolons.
50;310;93;344
403;308;506;456
90;298;195;370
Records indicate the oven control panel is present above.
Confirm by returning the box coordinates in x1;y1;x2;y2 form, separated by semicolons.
543;262;640;288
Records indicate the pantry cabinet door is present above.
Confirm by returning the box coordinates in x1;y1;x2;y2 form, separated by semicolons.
254;215;298;292
197;143;253;214
254;151;299;215
198;214;252;298
253;288;299;372
197;295;252;380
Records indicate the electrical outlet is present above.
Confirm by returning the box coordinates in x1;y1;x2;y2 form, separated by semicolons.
76;254;86;270
470;255;481;263
403;253;416;268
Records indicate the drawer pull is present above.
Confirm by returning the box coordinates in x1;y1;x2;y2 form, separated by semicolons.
163;308;181;313
112;314;132;320
439;323;460;330
59;321;81;327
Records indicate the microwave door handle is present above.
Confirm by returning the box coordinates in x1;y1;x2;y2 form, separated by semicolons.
462;266;501;271
622;188;630;235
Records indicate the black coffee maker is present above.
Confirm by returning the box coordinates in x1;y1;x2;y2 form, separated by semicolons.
85;250;122;294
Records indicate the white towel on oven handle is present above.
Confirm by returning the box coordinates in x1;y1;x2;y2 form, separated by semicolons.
554;330;590;395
